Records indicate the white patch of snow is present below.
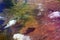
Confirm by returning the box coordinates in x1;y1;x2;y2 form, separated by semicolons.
0;16;4;19
48;11;60;18
0;16;4;18
13;33;31;40
4;20;16;28
0;16;6;20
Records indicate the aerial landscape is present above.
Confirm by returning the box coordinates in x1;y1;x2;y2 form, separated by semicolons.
0;0;60;40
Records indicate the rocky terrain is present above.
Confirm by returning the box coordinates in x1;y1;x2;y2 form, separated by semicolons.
0;0;60;40
20;0;60;40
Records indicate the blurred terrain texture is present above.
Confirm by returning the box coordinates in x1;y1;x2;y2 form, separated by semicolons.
0;0;60;40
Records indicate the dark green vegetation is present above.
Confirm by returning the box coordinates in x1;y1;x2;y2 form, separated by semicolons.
4;0;14;8
0;0;35;40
